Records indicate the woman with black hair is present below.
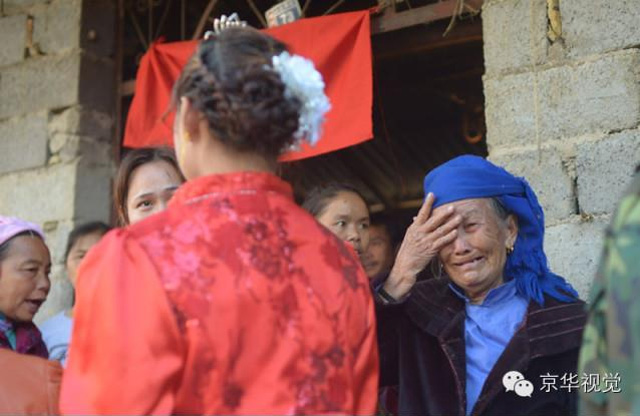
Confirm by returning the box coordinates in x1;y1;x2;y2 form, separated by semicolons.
61;26;378;415
302;183;371;258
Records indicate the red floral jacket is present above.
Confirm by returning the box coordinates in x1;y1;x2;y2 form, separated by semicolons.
61;172;379;415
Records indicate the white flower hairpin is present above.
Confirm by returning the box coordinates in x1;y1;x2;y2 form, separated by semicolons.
271;52;331;147
204;13;247;39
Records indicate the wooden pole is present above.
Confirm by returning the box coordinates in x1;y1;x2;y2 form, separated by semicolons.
192;0;220;40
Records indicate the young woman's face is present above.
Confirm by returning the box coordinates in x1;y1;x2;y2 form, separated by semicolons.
0;235;51;322
65;231;106;288
126;160;183;225
316;191;371;257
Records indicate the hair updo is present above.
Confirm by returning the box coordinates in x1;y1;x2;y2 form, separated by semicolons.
172;28;302;159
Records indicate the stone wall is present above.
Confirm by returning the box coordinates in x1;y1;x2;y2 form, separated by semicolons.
0;0;116;322
482;0;640;298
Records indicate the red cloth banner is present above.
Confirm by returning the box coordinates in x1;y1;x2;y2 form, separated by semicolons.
123;11;373;162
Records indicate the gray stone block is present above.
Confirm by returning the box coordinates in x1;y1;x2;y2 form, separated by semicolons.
538;50;640;140
0;51;81;119
484;71;537;148
544;217;609;300
485;50;640;147
1;0;49;15
0;162;76;223
576;131;640;215
49;106;113;139
41;218;74;264
489;145;575;223
0;14;26;67
563;0;640;59
0;112;48;174
49;132;113;165
482;0;548;75
32;0;82;54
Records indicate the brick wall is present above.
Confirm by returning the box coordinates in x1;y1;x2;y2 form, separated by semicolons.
0;0;116;322
482;0;640;298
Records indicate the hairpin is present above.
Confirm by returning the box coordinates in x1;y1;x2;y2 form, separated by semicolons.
204;13;248;39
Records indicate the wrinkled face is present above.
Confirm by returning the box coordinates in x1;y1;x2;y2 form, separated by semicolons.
65;231;106;288
316;191;370;256
362;224;394;279
436;198;517;303
0;235;51;322
126;160;183;225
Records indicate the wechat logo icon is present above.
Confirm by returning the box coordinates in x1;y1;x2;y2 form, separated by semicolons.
503;371;534;398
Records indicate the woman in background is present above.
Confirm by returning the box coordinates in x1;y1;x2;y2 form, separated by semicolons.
0;216;62;415
377;155;585;415
61;27;378;415
0;216;51;357
302;183;371;259
113;147;185;226
39;221;111;365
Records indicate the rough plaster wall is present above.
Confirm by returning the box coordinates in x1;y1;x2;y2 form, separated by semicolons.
482;0;640;300
0;0;116;322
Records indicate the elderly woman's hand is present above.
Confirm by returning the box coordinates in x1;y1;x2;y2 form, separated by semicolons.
383;193;461;301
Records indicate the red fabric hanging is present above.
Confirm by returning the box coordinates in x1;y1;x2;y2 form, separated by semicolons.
123;11;373;162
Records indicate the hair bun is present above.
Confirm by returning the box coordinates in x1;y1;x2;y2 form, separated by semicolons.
173;28;303;158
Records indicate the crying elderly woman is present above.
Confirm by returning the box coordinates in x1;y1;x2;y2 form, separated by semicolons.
376;155;587;416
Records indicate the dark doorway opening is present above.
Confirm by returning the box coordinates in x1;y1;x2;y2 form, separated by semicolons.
282;17;487;220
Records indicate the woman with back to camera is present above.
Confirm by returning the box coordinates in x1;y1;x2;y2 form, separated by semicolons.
113;147;185;226
60;25;378;415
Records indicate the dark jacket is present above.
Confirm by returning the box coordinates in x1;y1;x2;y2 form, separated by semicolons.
377;278;587;416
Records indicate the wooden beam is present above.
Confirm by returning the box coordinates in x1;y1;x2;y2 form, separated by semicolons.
371;0;483;34
120;2;484;97
373;19;482;60
192;0;220;40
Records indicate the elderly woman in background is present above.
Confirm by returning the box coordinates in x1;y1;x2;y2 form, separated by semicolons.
0;216;51;357
0;217;61;415
377;155;587;415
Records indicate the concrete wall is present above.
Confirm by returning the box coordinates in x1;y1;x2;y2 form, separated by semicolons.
482;0;640;299
0;0;116;322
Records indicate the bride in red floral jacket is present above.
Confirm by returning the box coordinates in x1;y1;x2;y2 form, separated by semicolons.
60;27;378;415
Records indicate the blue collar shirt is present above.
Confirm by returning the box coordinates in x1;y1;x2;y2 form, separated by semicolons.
450;279;529;415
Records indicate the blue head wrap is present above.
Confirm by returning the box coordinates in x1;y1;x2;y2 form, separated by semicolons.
423;155;578;305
